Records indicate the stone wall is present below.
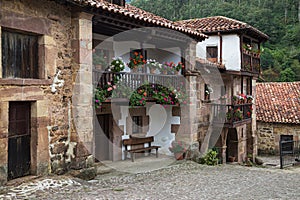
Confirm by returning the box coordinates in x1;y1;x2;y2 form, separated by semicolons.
0;0;93;184
257;122;300;155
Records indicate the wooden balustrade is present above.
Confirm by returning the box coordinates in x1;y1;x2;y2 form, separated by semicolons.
211;103;252;127
93;70;185;93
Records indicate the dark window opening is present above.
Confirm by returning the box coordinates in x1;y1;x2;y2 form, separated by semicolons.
204;84;211;100
206;46;218;63
2;30;39;78
246;78;252;95
132;116;143;134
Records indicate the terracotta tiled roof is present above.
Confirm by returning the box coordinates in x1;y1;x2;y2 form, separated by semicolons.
256;82;300;124
175;16;268;41
68;0;207;39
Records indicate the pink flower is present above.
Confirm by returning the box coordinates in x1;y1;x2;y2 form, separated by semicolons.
164;98;167;101
107;82;111;85
107;87;113;91
95;100;99;103
113;85;117;89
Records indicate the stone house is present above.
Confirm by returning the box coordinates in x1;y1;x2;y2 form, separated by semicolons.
176;16;268;163
0;0;268;185
0;0;208;185
256;82;300;155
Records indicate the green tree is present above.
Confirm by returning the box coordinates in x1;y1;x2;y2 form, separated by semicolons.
279;68;296;82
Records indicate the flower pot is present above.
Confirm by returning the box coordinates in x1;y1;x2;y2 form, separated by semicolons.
131;67;138;73
162;70;168;75
174;153;184;160
150;68;156;74
228;156;235;162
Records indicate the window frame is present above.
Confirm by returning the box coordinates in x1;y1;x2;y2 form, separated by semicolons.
132;116;143;134
1;28;40;79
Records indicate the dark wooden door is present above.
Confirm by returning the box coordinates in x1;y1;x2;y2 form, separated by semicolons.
8;102;31;180
95;114;112;161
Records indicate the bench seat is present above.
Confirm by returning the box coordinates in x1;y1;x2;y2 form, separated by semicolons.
123;136;161;162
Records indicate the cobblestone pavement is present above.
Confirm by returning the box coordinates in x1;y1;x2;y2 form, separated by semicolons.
1;161;300;200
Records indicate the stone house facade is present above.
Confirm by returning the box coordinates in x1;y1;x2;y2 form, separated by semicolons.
0;0;207;185
176;16;268;163
256;82;300;155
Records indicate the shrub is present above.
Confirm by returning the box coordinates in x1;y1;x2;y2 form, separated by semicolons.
199;149;219;166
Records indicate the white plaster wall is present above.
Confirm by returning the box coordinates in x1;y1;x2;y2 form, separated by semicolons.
222;35;241;71
146;104;180;156
196;36;219;60
196;34;241;71
119;104;180;159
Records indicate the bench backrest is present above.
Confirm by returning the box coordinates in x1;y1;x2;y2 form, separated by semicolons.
123;136;154;146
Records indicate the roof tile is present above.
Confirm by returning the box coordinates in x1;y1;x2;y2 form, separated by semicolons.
256;82;300;124
175;16;268;40
69;0;207;39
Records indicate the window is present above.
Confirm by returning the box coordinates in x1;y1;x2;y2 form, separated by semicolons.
132;116;143;134
2;30;39;78
206;46;218;63
204;84;212;100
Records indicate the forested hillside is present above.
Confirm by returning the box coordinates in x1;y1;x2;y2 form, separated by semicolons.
131;0;300;82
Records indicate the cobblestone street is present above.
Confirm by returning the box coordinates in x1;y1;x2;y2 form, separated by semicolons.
1;160;300;200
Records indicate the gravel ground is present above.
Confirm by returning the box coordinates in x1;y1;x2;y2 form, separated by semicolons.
1;160;300;200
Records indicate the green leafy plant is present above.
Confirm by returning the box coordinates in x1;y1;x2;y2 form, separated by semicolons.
146;59;162;71
128;52;146;69
199;149;219;166
175;62;184;72
109;57;125;72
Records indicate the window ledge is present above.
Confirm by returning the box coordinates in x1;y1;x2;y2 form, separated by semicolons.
0;78;52;86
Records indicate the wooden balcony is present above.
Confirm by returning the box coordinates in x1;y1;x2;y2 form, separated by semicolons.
93;70;185;98
242;49;260;74
211;103;252;128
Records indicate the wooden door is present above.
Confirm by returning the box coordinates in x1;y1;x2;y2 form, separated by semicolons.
95;114;113;161
8;102;31;180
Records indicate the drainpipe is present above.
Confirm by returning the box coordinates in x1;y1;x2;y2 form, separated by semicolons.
218;32;223;65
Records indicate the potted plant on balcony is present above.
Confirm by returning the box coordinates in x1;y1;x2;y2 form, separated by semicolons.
233;108;243;121
246;95;253;103
94;82;117;108
175;62;184;75
108;57;125;72
128;52;146;73
146;59;161;74
161;62;176;75
169;140;187;160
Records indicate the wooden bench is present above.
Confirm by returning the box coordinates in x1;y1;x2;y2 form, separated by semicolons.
123;136;161;162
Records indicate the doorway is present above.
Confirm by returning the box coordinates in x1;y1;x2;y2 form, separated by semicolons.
8;102;31;180
95;114;113;161
226;128;238;162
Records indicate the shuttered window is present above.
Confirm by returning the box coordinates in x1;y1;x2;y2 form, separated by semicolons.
2;30;39;78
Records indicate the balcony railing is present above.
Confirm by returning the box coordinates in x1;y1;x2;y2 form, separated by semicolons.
211;103;252;127
93;69;185;92
242;49;260;74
